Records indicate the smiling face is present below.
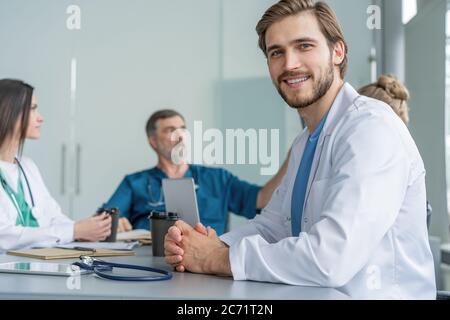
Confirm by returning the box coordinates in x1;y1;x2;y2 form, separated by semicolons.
266;12;341;109
25;95;43;140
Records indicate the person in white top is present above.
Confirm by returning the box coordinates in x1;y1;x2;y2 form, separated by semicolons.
0;79;112;251
163;0;436;299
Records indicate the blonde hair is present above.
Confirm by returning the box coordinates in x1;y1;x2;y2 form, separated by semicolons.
256;0;348;79
358;75;410;125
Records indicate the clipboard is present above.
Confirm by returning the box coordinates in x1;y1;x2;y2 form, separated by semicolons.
7;248;135;260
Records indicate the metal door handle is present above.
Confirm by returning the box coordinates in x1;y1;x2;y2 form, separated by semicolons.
61;144;66;195
76;144;81;195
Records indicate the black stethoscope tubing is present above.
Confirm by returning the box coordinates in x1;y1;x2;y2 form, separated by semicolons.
15;157;35;207
74;256;173;281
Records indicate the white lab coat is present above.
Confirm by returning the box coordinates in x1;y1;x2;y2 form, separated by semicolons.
221;83;436;299
0;157;74;251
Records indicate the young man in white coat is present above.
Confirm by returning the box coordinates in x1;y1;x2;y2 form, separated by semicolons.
164;0;436;299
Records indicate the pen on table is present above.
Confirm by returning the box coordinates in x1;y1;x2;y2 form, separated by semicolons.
73;246;96;252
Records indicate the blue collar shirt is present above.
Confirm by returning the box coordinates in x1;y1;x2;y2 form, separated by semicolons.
103;165;261;235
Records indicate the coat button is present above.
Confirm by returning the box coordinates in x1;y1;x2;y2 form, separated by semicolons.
304;218;308;223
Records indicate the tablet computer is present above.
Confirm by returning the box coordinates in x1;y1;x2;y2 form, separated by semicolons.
0;262;91;277
162;178;200;227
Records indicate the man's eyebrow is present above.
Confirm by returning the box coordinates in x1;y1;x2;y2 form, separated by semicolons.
266;44;283;54
292;38;318;45
164;125;186;130
267;37;318;53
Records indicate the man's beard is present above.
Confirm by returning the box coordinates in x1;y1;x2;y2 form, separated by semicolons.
276;58;334;109
157;141;187;163
156;143;175;161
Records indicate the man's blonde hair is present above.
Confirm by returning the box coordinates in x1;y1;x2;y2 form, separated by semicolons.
256;0;348;79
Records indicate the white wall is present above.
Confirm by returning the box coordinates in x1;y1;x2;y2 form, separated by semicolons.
0;0;222;219
0;0;376;224
327;0;374;88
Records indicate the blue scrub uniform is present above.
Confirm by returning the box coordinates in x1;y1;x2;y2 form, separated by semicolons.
103;165;261;235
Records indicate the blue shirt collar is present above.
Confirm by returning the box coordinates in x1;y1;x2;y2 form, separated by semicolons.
309;112;329;142
149;165;193;180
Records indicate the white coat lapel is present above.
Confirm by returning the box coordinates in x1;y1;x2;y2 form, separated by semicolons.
302;83;361;214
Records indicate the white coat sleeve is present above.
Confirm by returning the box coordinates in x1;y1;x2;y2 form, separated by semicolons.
220;179;289;246
220;141;300;246
228;116;410;287
0;160;74;252
0;219;74;251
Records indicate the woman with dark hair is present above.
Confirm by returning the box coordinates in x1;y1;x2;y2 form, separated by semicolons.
0;79;111;251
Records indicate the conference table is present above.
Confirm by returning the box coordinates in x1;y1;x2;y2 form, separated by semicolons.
0;246;348;299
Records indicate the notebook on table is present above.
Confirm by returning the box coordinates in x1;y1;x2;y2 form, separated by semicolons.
117;229;152;242
7;248;135;260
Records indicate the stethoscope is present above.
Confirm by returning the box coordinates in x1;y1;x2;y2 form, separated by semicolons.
0;157;36;224
147;179;165;207
72;256;173;281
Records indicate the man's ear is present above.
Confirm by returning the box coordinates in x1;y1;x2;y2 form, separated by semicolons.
148;136;157;150
332;40;346;66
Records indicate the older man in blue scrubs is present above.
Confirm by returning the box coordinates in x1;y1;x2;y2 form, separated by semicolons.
103;110;288;235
